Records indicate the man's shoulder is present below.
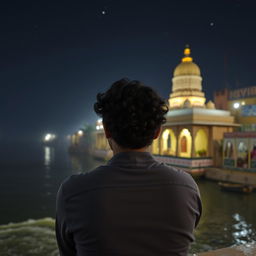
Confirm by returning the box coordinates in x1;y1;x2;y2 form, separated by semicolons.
60;160;199;198
153;163;199;193
60;165;109;197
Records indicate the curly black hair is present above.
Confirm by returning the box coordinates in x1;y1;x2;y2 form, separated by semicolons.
94;78;169;149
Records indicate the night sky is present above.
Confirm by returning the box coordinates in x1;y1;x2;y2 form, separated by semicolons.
1;0;256;141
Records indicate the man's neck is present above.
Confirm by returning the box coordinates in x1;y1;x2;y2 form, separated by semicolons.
113;147;148;155
108;138;148;155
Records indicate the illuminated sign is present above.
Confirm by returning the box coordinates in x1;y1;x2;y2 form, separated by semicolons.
229;86;256;100
241;105;256;116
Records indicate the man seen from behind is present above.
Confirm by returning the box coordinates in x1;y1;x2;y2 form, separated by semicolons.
56;78;202;256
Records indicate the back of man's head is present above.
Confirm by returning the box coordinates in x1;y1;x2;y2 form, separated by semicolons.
94;78;168;149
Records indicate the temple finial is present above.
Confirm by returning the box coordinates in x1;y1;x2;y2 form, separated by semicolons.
182;45;193;62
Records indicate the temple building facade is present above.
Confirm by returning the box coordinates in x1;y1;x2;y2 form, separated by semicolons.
150;46;238;174
93;46;239;174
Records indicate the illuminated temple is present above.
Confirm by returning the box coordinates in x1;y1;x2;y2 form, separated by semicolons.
93;46;239;174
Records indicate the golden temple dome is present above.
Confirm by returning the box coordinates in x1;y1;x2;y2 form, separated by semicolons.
173;46;201;77
206;100;216;109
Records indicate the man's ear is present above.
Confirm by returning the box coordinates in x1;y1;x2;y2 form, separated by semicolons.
103;123;111;138
153;127;161;139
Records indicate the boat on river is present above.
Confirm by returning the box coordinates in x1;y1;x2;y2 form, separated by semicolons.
218;182;254;193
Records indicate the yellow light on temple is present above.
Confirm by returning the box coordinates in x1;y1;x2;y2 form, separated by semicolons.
169;95;206;109
182;56;193;62
182;46;193;62
184;48;190;55
182;128;190;136
162;129;170;140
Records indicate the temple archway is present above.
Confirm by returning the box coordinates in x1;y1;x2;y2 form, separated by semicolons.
178;129;192;157
195;129;208;157
161;129;176;155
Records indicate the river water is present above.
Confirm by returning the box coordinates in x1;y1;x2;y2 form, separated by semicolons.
0;142;255;255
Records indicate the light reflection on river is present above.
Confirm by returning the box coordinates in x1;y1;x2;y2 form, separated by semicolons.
0;142;255;254
192;179;256;252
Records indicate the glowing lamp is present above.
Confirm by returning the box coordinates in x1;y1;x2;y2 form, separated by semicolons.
233;102;240;109
44;133;56;142
45;134;51;141
78;130;83;136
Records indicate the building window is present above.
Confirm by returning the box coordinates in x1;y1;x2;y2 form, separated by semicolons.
161;129;176;156
224;141;234;158
178;128;191;158
181;136;187;153
167;134;171;149
251;143;256;168
237;141;248;168
195;129;208;157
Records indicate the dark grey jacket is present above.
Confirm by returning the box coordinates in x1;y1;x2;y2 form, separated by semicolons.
56;152;202;256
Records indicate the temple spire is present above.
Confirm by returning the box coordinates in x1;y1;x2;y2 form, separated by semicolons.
182;45;193;63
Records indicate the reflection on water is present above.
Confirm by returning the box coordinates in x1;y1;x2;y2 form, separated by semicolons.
44;146;54;168
70;155;83;173
43;147;55;198
232;213;254;244
69;153;104;174
190;180;256;253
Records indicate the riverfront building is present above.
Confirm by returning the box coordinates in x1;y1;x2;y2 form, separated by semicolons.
214;86;256;132
223;131;256;170
214;84;256;171
94;46;239;174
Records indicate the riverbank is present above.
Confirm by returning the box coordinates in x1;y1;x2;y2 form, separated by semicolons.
205;167;256;185
198;243;256;256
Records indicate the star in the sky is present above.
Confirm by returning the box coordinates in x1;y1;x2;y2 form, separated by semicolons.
102;10;106;15
210;22;214;27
